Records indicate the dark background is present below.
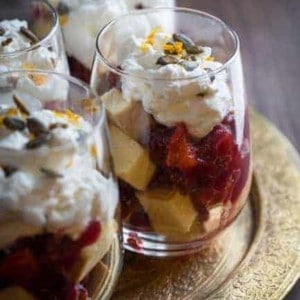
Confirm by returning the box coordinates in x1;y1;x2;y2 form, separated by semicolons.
177;0;300;299
179;0;300;151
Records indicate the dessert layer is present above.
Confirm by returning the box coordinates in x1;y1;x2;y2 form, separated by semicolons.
119;29;232;139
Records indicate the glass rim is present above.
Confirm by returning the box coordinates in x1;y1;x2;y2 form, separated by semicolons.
95;6;240;82
0;69;105;154
0;0;59;58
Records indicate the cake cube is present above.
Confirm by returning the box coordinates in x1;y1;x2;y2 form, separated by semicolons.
136;189;198;235
101;88;150;142
70;221;117;282
109;124;155;190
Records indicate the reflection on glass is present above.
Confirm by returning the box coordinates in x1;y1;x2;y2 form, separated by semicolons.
0;70;122;299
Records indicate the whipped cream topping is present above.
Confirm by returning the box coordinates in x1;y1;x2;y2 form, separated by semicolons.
0;99;118;241
0;19;64;73
120;30;233;138
59;0;175;69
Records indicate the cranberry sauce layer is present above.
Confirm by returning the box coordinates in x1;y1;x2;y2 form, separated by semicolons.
121;113;251;231
0;220;101;300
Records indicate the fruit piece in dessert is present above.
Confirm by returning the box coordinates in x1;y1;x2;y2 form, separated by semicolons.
101;88;151;142
136;189;198;235
109;124;155;190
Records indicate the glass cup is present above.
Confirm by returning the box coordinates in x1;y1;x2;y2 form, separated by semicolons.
91;8;252;257
48;0;176;82
0;0;69;74
0;70;122;299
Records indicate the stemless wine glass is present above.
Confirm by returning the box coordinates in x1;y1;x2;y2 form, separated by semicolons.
0;0;69;74
48;0;176;82
0;70;122;299
91;7;252;257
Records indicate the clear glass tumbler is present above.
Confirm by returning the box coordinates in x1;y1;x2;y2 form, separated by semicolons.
0;70;122;299
0;0;69;74
48;0;176;82
91;8;252;257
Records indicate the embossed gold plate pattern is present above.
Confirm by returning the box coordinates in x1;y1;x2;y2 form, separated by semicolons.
112;110;300;300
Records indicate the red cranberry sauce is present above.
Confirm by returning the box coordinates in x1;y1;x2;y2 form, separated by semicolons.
122;112;251;230
68;56;91;83
0;220;101;300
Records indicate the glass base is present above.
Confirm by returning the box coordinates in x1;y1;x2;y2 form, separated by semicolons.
123;226;226;257
123;201;249;257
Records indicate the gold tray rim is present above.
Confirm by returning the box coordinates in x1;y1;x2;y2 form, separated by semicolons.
205;110;300;300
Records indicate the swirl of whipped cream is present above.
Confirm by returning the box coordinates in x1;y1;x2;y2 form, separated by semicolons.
0;103;118;241
120;30;233;138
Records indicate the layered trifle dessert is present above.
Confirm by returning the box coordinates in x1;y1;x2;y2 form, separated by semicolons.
49;0;175;82
0;71;120;299
92;8;252;255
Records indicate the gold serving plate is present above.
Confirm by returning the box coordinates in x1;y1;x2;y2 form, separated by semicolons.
111;110;300;300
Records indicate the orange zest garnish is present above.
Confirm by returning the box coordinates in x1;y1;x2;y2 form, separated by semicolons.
206;56;215;62
53;109;81;125
28;74;47;86
140;27;163;53
140;42;150;53
163;41;184;55
145;27;162;45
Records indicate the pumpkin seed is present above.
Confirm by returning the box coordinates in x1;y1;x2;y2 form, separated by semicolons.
173;33;195;47
40;167;63;178
0;26;5;36
204;68;216;82
185;44;203;55
3;117;26;131
157;55;180;66
27;118;48;136
25;133;52;149
13;94;30;115
1;38;12;47
2;165;18;177
173;33;204;54
20;26;39;44
49;122;68;130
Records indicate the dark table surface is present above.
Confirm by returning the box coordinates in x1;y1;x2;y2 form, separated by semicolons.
177;0;300;299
